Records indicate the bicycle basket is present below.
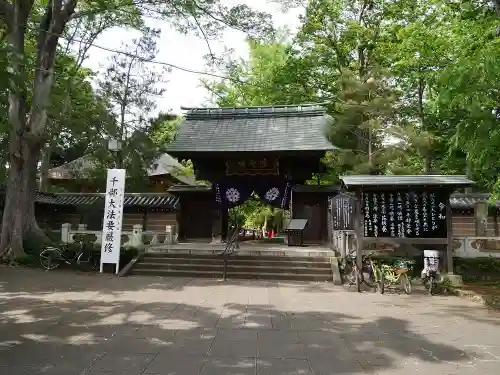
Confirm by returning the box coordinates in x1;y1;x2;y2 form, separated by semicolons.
394;260;409;269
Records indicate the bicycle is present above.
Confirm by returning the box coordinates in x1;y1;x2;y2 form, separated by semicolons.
380;259;415;294
421;254;440;295
39;240;99;271
342;250;384;294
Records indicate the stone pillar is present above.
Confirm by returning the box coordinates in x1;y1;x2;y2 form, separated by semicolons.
165;225;173;245
131;224;143;247
61;223;72;243
474;200;488;236
340;231;347;258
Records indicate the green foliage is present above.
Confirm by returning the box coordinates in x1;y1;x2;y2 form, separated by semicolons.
230;198;286;231
203;0;499;199
150;113;183;146
454;257;500;280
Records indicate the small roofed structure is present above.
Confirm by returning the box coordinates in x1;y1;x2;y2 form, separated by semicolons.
341;175;473;188
31;191;179;233
48;153;196;192
340;174;475;288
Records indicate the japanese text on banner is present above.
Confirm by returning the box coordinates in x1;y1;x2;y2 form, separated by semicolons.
100;169;126;265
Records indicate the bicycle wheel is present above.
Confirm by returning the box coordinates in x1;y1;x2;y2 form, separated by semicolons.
362;265;376;288
401;273;412;294
39;248;61;270
77;251;99;270
355;266;361;292
344;263;358;286
376;267;385;294
427;276;435;295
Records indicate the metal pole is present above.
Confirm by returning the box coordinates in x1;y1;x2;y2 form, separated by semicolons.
223;258;227;281
116;149;123;169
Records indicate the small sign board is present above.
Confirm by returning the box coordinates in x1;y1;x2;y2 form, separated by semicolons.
226;158;279;176
100;169;126;274
285;219;308;247
286;219;308;231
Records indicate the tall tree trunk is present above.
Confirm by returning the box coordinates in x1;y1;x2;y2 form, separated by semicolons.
0;0;77;257
38;141;52;192
418;75;432;173
0;133;39;258
25;146;46;238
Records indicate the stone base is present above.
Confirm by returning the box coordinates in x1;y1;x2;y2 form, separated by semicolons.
331;258;343;285
441;273;463;287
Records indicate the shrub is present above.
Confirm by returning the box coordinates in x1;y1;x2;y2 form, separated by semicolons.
454;257;500;282
23;232;57;256
13;253;40;267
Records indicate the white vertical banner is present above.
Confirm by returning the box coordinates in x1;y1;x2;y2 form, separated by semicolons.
100;169;126;274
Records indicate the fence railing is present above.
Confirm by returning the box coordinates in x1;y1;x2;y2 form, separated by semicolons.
59;223;177;248
332;229;500;259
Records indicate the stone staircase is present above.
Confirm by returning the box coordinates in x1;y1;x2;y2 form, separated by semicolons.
131;252;334;281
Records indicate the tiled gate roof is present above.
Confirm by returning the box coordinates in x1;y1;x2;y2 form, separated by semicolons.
35;193;179;210
166;105;338;155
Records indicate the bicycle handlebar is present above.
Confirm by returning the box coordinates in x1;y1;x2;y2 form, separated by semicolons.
346;250;376;260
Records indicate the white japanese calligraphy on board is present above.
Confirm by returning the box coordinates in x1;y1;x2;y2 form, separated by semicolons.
100;169;126;272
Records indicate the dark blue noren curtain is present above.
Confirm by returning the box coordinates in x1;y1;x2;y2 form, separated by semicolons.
255;180;292;210
213;179;253;208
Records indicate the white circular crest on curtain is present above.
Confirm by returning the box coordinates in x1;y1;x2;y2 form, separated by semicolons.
265;187;280;201
226;188;240;203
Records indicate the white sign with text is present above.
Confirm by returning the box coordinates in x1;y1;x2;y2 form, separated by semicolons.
100;169;126;274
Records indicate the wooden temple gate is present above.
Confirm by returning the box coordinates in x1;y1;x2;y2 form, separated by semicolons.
165;104;340;244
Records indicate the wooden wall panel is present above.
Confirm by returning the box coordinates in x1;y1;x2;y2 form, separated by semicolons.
452;215;475;236
451;214;500;237
146;212;177;233
122;213;144;231
487;216;500;236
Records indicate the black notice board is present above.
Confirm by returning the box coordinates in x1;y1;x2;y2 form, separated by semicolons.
361;190;448;239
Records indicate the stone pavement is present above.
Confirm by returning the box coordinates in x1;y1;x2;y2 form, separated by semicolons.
0;267;499;374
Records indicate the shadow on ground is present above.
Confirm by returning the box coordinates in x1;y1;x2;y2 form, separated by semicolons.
0;267;497;374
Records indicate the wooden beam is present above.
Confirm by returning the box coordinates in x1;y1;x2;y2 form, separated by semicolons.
353;192;363;290
446;198;454;274
362;237;447;245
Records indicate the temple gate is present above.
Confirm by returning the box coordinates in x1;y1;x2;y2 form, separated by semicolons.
166;104;339;243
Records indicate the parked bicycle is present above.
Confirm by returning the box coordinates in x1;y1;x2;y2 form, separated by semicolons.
421;250;440;295
380;259;415;294
342;250;384;293
39;239;98;271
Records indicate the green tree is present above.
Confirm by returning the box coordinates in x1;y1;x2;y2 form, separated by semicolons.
98;28;165;172
202;34;292;106
0;0;274;258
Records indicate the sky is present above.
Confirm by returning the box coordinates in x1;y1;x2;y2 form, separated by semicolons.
82;1;304;116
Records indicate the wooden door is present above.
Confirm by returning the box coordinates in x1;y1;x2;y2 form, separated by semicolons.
303;203;322;243
180;199;213;240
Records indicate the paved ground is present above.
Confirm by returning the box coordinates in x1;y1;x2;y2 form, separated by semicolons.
0;267;499;374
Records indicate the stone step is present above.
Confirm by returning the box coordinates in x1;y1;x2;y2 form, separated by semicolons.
130;268;332;281
143;253;333;263
146;247;334;258
141;256;331;268
135;262;332;274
